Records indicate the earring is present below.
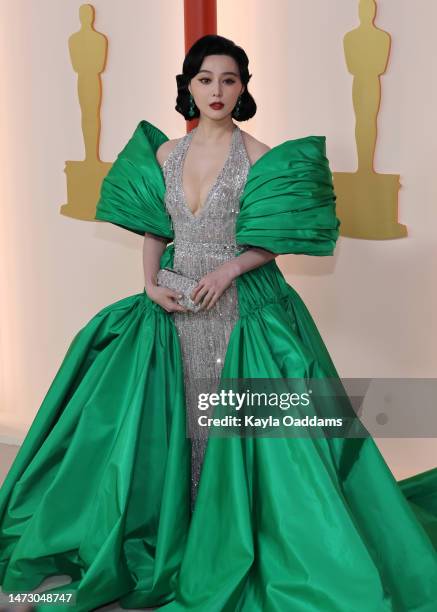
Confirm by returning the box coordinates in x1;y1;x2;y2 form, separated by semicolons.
234;95;242;119
188;94;196;118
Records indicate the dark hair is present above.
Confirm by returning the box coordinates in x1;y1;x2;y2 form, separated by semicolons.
175;35;257;122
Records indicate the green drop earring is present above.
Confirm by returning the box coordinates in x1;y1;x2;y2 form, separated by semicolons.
188;94;196;118
234;96;242;119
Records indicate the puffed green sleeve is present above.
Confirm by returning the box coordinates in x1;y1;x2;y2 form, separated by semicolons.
94;120;174;240
236;136;340;255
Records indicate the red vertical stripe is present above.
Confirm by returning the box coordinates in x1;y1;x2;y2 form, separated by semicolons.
184;0;217;131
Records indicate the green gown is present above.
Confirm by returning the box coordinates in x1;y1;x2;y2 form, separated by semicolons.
0;120;437;612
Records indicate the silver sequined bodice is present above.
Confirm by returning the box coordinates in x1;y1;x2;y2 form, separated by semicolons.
162;125;250;512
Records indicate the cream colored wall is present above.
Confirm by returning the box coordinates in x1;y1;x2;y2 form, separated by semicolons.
0;1;436;479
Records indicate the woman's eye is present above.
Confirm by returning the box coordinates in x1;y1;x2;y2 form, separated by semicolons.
198;78;236;85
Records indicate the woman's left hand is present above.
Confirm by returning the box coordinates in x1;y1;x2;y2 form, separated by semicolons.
191;262;238;310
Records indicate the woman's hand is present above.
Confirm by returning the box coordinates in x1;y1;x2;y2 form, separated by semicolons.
145;284;188;313
191;262;238;311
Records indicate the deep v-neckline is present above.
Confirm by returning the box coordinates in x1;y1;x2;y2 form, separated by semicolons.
180;125;238;220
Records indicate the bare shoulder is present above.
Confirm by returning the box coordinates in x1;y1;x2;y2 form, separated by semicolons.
155;138;182;168
240;130;271;166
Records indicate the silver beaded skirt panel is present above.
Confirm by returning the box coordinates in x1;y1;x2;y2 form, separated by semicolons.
162;125;251;512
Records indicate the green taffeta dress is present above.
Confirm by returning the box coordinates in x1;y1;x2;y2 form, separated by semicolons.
0;119;437;612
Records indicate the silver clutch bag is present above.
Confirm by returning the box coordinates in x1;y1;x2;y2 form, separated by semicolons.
156;267;202;313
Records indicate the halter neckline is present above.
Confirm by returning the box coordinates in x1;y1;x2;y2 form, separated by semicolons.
179;125;239;220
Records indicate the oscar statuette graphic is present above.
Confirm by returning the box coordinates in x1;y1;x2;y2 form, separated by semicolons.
60;4;112;220
334;0;407;239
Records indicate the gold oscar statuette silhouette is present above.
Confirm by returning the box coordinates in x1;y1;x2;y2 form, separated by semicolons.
60;4;112;220
334;0;407;239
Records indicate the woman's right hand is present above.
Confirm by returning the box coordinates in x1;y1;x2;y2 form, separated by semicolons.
145;284;188;313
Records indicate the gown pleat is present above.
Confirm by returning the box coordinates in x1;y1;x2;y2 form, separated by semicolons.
0;293;191;609
158;262;437;612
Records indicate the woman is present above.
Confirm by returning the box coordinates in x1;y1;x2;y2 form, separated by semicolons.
1;34;437;612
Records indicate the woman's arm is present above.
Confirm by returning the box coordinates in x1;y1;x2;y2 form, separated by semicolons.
191;247;278;311
222;247;278;278
143;233;187;313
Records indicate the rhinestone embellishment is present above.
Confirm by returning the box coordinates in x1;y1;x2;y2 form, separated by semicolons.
162;125;251;513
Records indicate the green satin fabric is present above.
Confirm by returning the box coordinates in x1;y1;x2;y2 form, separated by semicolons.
1;120;437;611
95;121;173;239
236;136;340;255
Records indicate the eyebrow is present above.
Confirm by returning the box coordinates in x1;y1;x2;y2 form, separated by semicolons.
197;70;239;77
